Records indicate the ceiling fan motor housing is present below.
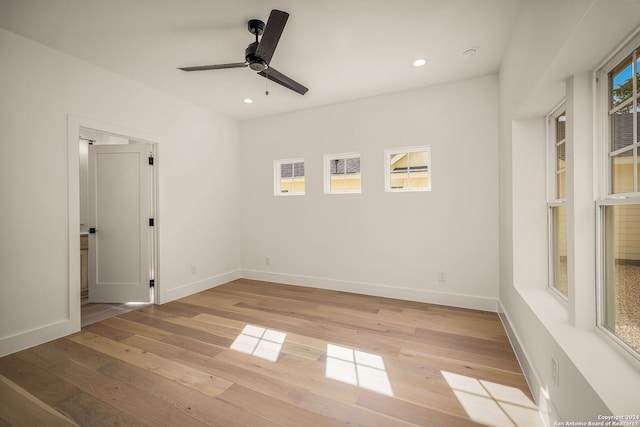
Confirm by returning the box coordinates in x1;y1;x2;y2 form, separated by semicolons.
245;41;267;71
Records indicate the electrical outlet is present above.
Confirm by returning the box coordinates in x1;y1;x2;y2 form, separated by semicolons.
438;271;446;282
265;257;271;266
551;356;559;386
190;264;197;274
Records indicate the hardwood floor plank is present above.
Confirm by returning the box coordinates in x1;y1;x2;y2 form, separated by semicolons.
213;349;363;405
98;315;173;341
357;389;486;427
98;361;279;427
83;321;135;342
0;374;79;427
0;279;541;426
414;327;518;361
121;334;223;371
379;307;509;342
0;356;80;407
219;383;346;427
69;331;233;397
120;310;235;348
55;392;147;427
48;359;211;427
397;347;532;393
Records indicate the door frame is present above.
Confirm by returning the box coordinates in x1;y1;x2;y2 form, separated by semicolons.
67;115;159;328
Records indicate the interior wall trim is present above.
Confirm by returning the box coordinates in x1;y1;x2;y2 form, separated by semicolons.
498;301;560;426
0;319;77;358
241;269;498;312
161;269;242;303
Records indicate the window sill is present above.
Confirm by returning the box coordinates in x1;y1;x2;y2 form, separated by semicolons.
514;287;640;414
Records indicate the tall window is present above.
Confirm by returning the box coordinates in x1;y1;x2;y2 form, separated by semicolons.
548;107;568;298
598;41;640;358
274;158;305;195
324;153;361;194
384;146;431;192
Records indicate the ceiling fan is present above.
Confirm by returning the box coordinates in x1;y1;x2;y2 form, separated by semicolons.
178;9;308;95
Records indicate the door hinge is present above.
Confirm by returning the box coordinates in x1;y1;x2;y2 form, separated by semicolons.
149;279;155;288
148;156;154;165
149;218;155;227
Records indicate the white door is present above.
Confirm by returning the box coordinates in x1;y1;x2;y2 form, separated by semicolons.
88;143;154;303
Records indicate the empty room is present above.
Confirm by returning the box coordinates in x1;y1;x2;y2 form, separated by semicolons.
1;0;640;426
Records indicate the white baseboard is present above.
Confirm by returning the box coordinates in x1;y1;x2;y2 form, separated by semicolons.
160;269;241;304
241;269;498;312
498;302;560;427
0;318;79;358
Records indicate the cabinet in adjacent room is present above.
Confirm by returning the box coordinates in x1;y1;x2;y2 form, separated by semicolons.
80;234;88;298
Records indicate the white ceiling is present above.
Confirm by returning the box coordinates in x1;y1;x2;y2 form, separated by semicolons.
0;0;521;121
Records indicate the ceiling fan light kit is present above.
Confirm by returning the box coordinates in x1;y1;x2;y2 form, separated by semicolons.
178;10;309;96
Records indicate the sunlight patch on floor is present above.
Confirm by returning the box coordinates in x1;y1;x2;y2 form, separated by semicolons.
230;324;286;362
441;370;544;427
325;344;393;396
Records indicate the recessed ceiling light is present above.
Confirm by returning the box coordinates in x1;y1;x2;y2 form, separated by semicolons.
412;58;427;67
243;98;253;104
462;48;478;58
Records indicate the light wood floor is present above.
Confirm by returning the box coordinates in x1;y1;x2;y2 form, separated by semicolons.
0;279;543;426
81;299;151;327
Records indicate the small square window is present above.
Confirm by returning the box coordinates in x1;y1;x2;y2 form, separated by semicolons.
274;158;305;195
324;153;361;194
384;146;431;192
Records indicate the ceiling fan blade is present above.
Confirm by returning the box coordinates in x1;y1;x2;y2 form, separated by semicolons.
258;67;308;95
255;10;288;65
178;62;247;72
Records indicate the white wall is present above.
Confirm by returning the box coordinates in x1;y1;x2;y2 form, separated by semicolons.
0;28;241;356
499;0;640;421
240;75;500;310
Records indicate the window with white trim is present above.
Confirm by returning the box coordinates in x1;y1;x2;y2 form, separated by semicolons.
597;38;640;358
548;107;568;298
385;146;431;192
324;153;361;194
274;158;305;195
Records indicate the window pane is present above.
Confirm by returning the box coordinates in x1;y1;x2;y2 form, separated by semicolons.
611;55;633;108
556;112;566;142
637;148;640;192
293;162;304;178
611;103;634;151
346;157;360;174
408;151;429;168
280;179;293;193
345;173;361;191
637;100;640;143
330;176;346;191
408;172;428;189
551;205;568;297
603;204;640;354
611;150;634;193
636;49;640;100
292;177;304;193
556;142;566;172
331;159;345;174
390;170;405;189
557;170;566;199
280;163;293;178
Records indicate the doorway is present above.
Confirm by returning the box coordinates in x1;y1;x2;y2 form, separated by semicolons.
68;116;159;328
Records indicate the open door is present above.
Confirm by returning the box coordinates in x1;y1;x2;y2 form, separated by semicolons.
87;143;154;303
